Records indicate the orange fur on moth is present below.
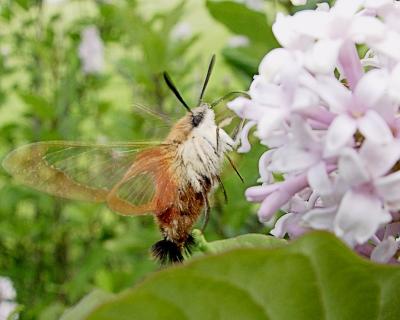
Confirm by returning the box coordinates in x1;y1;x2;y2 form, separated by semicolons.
2;55;234;264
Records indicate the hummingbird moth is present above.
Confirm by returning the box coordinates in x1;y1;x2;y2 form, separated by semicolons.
3;55;241;264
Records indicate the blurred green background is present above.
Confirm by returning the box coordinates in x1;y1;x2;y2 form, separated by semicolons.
0;0;317;318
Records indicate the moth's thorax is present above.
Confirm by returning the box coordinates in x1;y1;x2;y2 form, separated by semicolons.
165;105;233;192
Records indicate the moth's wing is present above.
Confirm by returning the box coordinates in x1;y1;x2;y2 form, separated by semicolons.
214;104;244;141
131;103;176;139
132;103;173;125
106;148;173;216
2;141;161;205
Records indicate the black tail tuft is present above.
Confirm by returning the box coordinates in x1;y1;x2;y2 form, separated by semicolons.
183;234;196;254
151;239;183;264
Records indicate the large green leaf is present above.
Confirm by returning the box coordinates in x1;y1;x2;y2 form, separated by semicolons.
206;0;278;46
60;290;114;320
80;232;400;319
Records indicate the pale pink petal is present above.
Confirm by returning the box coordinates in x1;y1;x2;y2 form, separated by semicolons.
269;146;319;172
256;109;287;140
324;115;357;157
313;76;352;113
320;176;348;207
332;0;364;18
260;130;289;148
291;115;319;149
358;110;393;144
258;191;288;222
303;207;336;230
258;174;309;222
259;48;293;82
371;237;399;263
334;190;392;246
364;0;393;10
249;77;284;106
338;41;363;90
258;150;274;183
307;162;333;195
353;69;388;111
270;213;296;237
78;26;104;74
237;121;256;153
338;148;370;186
227;97;252;118
246;184;281;202
270;212;308;238
375;171;400;202
350;16;386;43
372;30;400;60
273;13;313;50
0;302;18;320
316;3;329;11
291;87;319;111
290;0;307;6
377;5;400;33
291;10;331;38
360;140;400;177
289;194;308;213
388;63;400;103
305;39;342;74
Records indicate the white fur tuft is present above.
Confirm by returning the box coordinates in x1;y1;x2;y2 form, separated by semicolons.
175;107;233;192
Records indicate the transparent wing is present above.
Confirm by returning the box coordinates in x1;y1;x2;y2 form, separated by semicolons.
2;141;162;206
106;149;166;215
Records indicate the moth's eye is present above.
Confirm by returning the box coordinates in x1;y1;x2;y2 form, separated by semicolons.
192;112;204;127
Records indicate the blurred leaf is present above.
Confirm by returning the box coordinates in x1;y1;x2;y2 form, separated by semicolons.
38;302;65;320
65;246;109;301
157;1;185;35
15;0;30;10
206;0;278;45
81;232;400;320
222;46;260;78
19;92;55;120
0;4;13;21
60;289;114;320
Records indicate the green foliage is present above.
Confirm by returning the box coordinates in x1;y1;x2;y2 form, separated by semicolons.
207;1;274;43
63;232;400;320
206;0;278;78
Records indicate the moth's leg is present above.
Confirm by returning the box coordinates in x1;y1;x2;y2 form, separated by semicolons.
201;192;211;233
225;154;244;183
216;126;220;153
231;118;245;142
216;175;228;204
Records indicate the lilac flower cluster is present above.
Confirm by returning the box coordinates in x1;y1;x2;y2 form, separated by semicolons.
78;26;104;75
229;0;400;263
0;276;17;320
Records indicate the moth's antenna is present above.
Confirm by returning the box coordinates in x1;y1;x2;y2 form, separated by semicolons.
163;72;191;113
198;54;216;106
210;91;250;108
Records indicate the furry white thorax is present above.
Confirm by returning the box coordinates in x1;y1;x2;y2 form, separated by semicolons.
176;106;233;192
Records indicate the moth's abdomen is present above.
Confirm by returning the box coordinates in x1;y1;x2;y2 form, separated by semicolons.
152;183;206;264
